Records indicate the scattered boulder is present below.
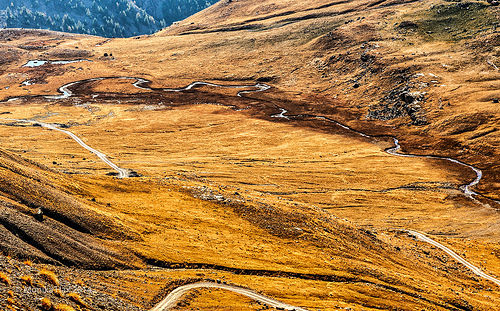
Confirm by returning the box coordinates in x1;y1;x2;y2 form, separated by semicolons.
34;208;44;222
360;53;375;62
367;87;428;125
256;76;275;83
127;171;142;178
397;21;419;29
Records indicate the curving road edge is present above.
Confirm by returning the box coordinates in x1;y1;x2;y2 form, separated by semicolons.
405;230;500;287
0;77;271;179
150;282;308;311
37;122;129;178
0;118;129;178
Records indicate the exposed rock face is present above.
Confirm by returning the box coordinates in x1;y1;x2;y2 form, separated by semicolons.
397;21;418;29
0;205;131;269
367;88;428;125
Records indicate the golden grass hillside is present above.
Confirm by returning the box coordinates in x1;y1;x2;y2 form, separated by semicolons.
0;0;499;310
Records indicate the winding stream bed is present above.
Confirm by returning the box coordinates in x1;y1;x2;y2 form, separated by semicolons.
1;76;499;298
0;76;493;202
0;77;270;178
270;108;490;202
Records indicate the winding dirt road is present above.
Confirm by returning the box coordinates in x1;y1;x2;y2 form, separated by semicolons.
0;118;129;178
150;282;308;311
149;231;500;311
2;76;499;307
2;76;489;199
37;121;129;178
405;230;500;287
0;77;269;178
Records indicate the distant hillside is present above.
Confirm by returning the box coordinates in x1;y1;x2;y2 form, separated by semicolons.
0;0;218;38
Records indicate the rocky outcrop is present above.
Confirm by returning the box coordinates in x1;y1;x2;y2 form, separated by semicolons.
367;87;428;125
0;255;141;310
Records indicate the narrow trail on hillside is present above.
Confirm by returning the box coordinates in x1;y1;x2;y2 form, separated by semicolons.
150;282;308;311
403;230;500;287
269;107;500;288
0;118;129;178
0;77;269;178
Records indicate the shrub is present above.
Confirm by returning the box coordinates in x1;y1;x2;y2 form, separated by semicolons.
67;292;88;307
54;288;64;298
54;304;76;311
0;272;12;285
39;269;60;286
36;281;46;288
74;279;85;286
40;297;53;311
20;275;34;286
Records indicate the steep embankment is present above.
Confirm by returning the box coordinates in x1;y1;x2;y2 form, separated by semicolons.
0;72;499;309
0;148;139;269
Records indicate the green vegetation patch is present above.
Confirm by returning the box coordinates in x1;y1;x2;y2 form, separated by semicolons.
398;1;499;41
0;0;218;38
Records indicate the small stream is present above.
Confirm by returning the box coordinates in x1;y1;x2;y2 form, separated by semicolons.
0;76;494;202
270;108;491;203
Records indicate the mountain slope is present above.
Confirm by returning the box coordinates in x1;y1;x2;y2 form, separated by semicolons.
0;0;500;310
149;0;499;200
0;0;217;37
